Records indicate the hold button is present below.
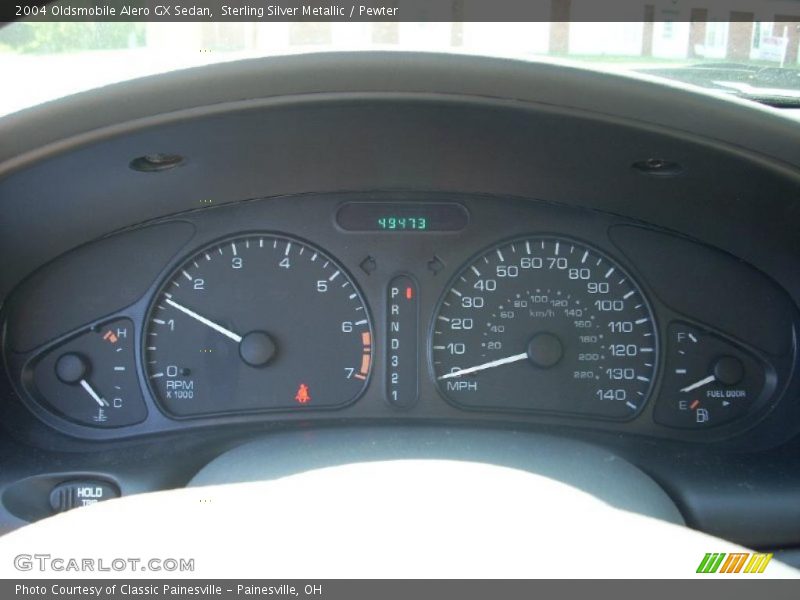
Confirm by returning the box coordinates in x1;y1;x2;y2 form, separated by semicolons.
50;479;120;513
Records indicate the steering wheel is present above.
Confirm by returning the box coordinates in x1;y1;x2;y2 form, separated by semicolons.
0;429;795;578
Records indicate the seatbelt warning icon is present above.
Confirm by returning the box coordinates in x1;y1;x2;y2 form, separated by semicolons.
295;384;311;404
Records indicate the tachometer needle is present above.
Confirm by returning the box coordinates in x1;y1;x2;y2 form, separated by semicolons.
165;298;243;343
437;352;529;380
679;374;716;393
79;379;109;407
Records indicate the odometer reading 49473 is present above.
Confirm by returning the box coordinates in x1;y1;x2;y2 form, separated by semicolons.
431;237;657;419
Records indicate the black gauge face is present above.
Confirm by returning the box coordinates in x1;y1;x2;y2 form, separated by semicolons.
431;237;657;419
144;234;372;416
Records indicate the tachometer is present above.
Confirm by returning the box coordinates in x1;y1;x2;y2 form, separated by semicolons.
430;237;656;419
144;234;372;416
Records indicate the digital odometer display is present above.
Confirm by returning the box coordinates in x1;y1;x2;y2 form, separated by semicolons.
336;202;469;232
144;234;372;417
430;237;657;419
377;216;428;231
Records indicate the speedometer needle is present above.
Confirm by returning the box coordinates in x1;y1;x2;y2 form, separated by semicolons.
437;352;529;380
679;374;716;393
165;298;243;343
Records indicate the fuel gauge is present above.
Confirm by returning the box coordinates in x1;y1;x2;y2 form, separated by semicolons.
654;323;770;429
28;319;147;427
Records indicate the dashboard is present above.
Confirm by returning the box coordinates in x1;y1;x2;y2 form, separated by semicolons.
2;53;800;558
3;192;798;443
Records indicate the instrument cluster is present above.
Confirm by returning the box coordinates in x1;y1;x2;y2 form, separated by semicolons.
2;192;796;442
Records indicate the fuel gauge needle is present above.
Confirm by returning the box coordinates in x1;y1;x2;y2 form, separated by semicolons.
79;379;110;407
679;374;716;393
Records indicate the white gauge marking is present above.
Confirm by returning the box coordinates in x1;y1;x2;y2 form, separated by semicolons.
165;298;242;343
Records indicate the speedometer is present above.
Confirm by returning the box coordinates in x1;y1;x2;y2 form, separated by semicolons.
430;237;657;419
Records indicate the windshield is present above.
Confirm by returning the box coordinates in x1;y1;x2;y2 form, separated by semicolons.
2;17;800;117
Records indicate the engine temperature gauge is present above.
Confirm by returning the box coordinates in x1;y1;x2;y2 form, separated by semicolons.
28;319;148;427
654;323;770;429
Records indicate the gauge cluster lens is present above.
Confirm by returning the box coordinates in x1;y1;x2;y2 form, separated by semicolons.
144;234;372;416
431;237;657;418
12;192;795;442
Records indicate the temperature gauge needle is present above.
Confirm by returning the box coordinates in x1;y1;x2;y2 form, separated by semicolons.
437;352;529;380
165;298;243;343
79;379;109;407
680;374;717;393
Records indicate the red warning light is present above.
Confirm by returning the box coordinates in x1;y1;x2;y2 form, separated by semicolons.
103;330;119;344
295;384;311;404
405;287;413;300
